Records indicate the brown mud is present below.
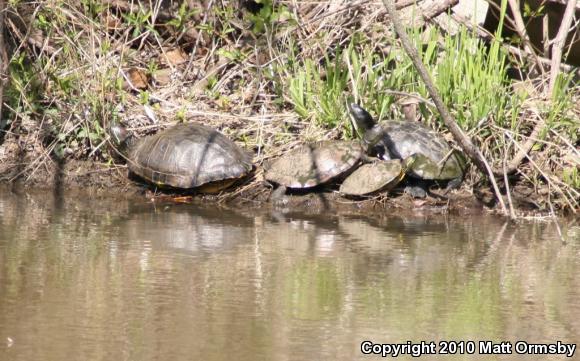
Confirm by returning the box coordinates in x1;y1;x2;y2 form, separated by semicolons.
0;156;554;218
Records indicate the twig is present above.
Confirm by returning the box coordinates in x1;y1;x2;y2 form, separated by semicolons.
400;0;459;27
502;141;516;219
504;116;546;175
548;0;578;95
506;0;545;74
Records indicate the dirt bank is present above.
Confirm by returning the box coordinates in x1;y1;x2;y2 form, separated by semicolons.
0;155;558;218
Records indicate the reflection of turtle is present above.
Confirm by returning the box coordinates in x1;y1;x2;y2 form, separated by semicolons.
111;123;252;192
340;159;409;196
349;103;465;197
265;140;363;200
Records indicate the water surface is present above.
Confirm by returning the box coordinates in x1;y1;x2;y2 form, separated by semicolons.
0;191;579;360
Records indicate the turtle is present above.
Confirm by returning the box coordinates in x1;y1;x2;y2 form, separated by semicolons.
349;103;465;197
110;123;253;193
264;140;363;201
339;159;411;196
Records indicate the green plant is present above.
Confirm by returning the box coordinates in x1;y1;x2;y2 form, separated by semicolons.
166;3;199;32
122;7;154;37
563;167;580;190
246;0;291;34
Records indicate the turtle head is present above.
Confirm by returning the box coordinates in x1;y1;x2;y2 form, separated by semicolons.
110;124;134;151
349;103;377;132
348;103;384;154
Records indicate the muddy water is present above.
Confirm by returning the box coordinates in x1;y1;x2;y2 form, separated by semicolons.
0;191;579;361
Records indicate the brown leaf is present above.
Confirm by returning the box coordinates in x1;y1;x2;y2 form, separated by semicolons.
162;48;188;66
104;13;122;31
124;68;148;90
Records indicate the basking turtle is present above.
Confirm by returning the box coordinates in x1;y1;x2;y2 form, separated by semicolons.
340;159;410;196
265;140;363;200
349;103;465;197
111;123;252;192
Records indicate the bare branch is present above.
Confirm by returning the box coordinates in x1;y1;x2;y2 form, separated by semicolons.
548;0;578;95
506;0;545;74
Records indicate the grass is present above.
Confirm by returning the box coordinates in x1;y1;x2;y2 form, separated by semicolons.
284;25;516;141
1;0;578;209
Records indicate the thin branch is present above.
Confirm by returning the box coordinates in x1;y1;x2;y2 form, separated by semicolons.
548;0;578;95
400;0;459;27
506;0;545;74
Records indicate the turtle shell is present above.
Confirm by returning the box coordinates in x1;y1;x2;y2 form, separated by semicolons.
265;141;362;189
380;122;464;180
127;123;252;190
340;160;405;196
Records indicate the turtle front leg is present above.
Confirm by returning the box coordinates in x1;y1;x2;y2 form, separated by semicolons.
443;176;463;194
404;181;429;198
270;185;289;206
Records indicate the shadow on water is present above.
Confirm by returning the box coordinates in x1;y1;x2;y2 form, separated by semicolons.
0;191;579;361
52;153;65;213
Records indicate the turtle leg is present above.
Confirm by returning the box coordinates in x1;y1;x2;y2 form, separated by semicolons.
404;179;429;198
443;176;463;194
405;185;428;198
270;185;289;206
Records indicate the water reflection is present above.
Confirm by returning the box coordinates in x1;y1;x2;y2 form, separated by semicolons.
0;191;578;361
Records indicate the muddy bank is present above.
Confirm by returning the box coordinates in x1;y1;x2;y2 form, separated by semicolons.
0;156;557;218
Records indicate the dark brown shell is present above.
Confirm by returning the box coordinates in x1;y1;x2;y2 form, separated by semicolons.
265;141;362;188
128;124;252;189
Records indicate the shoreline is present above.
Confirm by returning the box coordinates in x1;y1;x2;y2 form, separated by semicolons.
2;159;571;218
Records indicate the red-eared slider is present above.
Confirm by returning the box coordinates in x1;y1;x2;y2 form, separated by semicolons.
349;103;465;197
265;141;363;200
339;159;409;196
111;123;252;192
